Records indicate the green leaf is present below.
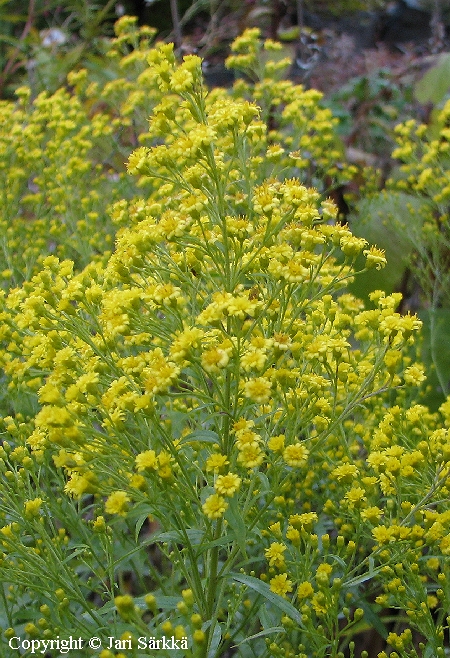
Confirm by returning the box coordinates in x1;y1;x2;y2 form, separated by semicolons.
256;471;270;492
234;626;284;646
350;192;427;299
230;573;302;625
61;545;89;564
225;496;247;559
181;429;220;444
134;511;152;543
0;34;22;46
195;534;235;554
325;553;347;569
277;26;300;41
208;622;223;658
146;595;180;610
424;644;438;658
157;528;204;544
418;308;450;406
346;566;382;587
415;53;450;105
258;602;280;630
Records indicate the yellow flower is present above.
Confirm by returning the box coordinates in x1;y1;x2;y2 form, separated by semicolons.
157;451;173;479
215;473;241;496
243;377;272;403
268;434;285;453
234;429;261;450
24;498;43;519
286;526;300;545
170;326;204;362
269;573;293;598
135;450;158;472
129;472;146;489
126;146;151;175
226;294;258;319
404;364;426;385
201;347;230;373
316;563;333;583
233;418;255;433
297;581;314;600
193;630;205;644
1;524;15;539
265;542;287;568
35;405;72;428
283;443;309;467
273;332;291;351
105;491;130;516
202;494;228;520
440;535;450;555
170;67;194;93
289;512;318;530
240;350;266;372
311;592;328;615
331;463;359;482
372;526;395;544
269;522;282;538
360;506;383;524
92;516;107;533
114;595;135;621
64;472;98;498
344;486;366;507
340;235;367;258
363;246;387;270
237;444;264;469
205;453;229;472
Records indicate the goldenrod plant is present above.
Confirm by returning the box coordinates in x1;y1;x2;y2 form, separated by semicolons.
225;28;356;194
0;17;158;291
0;22;350;292
0;19;450;658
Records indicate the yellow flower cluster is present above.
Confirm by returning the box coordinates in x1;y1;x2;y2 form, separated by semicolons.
390;106;450;207
257;385;450;655
225;28;357;190
1;43;398;504
0;16;167;292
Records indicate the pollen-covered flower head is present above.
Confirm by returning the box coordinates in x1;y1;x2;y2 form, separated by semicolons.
215;473;241;497
105;491;130;516
269;573;293;598
202;494;228;520
283;442;309;467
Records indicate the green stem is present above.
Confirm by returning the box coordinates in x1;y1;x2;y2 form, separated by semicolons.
429;299;449;397
202;518;223;658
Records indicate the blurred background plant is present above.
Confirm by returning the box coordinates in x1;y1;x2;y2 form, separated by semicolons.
0;0;120;97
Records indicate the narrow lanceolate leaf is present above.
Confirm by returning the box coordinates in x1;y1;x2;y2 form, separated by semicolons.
225;496;248;559
230;573;302;625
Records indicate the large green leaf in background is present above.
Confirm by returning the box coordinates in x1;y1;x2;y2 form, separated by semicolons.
419;308;450;408
349;191;428;300
351;192;450;408
415;53;450;105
